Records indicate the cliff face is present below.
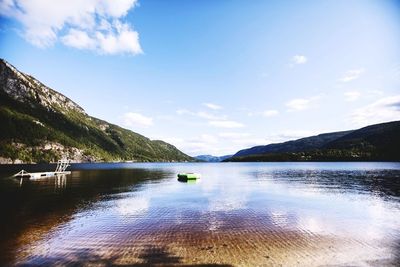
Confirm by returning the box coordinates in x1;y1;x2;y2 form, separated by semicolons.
0;59;193;163
0;59;85;114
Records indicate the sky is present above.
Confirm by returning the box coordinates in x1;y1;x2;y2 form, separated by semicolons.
0;0;400;156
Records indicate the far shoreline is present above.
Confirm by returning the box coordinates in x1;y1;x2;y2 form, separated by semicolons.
1;160;400;166
1;161;399;175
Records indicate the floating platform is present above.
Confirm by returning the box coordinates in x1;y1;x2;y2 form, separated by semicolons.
177;173;201;182
14;170;71;179
13;159;71;179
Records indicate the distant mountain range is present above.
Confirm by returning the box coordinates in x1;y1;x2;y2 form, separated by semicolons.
194;154;232;162
225;121;400;162
0;59;193;163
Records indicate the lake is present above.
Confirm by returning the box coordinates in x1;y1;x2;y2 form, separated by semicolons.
0;162;399;266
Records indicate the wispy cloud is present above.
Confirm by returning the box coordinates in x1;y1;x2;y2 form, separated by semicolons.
203;103;222;110
176;109;190;115
367;90;384;98
344;91;361;102
159;129;328;156
230;138;269;147
339;68;365;82
176;109;226;120
209;120;244;128
197;111;226;120
218;130;320;151
160;134;224;156
218;132;251;138
122;112;153;128
274;130;318;141
176;108;243;129
262;110;279;117
217;132;265;148
233;130;323;149
191;134;218;145
351;95;400;126
171;132;258;155
291;55;308;66
286;96;320;111
0;0;142;55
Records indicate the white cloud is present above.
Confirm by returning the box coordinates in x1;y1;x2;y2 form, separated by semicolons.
196;111;226;120
274;130;317;141
209;120;244;128
176;109;226;120
218;132;251;138
61;29;95;49
122;112;153;128
344;91;361;102
292;55;308;64
368;90;383;97
339;69;365;82
94;21;142;55
157;129;326;156
203;103;222;110
217;132;266;151
351;95;400;126
176;109;190;115
158;136;185;147
231;137;268;146
196;134;218;144
0;0;142;55
160;134;225;155
262;110;279;117
286;96;320;111
229;130;324;150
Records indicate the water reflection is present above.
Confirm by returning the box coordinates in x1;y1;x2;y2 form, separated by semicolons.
17;174;67;189
0;162;399;266
0;167;172;264
54;174;67;190
116;195;150;217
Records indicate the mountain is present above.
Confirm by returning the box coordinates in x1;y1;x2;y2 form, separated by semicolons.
194;154;232;162
0;59;193;163
233;130;353;157
226;121;400;162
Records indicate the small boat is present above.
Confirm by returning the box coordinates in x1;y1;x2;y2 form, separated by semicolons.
177;173;201;181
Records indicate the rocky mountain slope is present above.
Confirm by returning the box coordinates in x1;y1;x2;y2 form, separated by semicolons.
0;59;193;163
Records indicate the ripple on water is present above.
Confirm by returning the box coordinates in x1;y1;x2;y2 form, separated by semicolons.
0;162;399;266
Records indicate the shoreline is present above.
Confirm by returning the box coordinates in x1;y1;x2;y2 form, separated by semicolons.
1;160;400;165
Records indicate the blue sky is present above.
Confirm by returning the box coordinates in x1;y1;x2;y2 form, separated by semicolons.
1;0;400;156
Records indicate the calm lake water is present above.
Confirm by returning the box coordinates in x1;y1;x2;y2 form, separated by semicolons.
0;162;399;266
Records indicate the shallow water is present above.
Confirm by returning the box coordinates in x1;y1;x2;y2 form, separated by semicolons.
0;162;399;266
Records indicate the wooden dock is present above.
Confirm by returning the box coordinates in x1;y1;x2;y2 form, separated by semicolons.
13;159;71;179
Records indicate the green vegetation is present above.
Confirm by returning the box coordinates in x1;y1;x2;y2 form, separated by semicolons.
226;121;400;162
0;59;193;163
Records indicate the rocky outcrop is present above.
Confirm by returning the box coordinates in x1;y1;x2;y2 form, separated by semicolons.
0;59;86;114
